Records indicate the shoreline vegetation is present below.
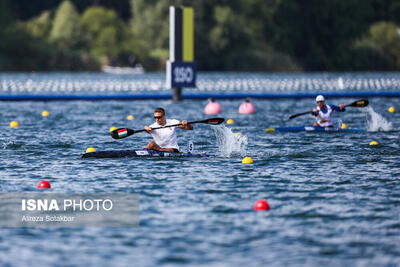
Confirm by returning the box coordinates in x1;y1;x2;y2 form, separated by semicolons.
1;0;399;72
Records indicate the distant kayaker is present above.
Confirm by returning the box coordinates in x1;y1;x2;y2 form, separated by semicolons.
312;95;345;127
144;107;193;152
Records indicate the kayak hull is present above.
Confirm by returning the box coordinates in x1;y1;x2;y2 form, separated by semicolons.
266;126;366;133
82;149;209;158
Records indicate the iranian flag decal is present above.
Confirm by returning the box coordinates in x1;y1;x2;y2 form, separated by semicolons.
117;129;128;138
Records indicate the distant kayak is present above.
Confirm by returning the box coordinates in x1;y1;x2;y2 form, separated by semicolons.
82;149;209;158
266;126;366;133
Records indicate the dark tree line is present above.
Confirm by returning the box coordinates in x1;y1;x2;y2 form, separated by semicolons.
1;0;399;71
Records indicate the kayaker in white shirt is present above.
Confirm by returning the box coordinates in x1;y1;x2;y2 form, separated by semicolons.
312;95;345;127
144;107;193;152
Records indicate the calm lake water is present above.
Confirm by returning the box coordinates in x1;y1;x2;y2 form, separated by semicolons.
0;72;399;266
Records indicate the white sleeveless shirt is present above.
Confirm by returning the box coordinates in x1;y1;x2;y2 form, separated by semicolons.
150;119;180;149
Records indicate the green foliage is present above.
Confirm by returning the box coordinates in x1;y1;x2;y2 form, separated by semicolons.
130;0;174;69
273;0;373;70
207;6;251;70
369;22;400;58
23;11;53;39
347;45;393;71
49;0;80;48
2;0;400;71
250;44;302;72
0;24;99;71
209;6;235;51
80;7;129;61
355;21;400;69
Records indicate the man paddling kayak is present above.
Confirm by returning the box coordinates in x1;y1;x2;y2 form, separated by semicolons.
144;107;193;152
312;95;345;127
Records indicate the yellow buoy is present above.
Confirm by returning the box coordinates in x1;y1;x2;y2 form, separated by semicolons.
341;123;347;129
42;110;49;117
127;115;134;120
86;147;96;153
242;157;253;164
227;119;234;124
266;128;275;132
9;121;19;128
388;107;395;113
369;141;379;146
109;126;117;132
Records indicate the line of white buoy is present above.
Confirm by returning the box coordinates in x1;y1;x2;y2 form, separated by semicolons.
2;75;400;94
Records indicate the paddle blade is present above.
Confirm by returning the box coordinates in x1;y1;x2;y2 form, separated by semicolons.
110;128;135;139
205;118;224;125
349;99;369;108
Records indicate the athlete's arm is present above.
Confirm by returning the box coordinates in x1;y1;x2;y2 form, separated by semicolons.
178;120;193;130
312;109;318;116
331;105;346;112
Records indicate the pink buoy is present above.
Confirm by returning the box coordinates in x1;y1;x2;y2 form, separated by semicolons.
238;98;255;114
204;98;222;115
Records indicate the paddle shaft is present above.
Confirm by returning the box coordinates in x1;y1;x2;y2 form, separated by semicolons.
111;117;224;139
135;119;210;134
288;99;368;120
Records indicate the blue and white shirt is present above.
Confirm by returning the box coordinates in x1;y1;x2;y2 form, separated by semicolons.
314;104;345;127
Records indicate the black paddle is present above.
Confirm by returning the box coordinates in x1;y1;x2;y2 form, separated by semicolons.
288;99;369;120
111;117;225;139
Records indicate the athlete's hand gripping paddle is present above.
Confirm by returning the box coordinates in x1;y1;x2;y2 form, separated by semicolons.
288;99;369;120
111;118;225;139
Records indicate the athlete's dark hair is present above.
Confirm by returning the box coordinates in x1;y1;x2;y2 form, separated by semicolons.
154;107;165;115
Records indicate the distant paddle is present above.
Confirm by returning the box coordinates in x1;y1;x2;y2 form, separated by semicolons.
111;117;225;139
288;99;369;120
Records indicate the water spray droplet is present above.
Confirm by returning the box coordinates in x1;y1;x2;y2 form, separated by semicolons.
363;107;392;132
213;125;248;157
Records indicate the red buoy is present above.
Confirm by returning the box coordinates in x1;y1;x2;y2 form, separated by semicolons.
37;180;51;189
254;200;270;211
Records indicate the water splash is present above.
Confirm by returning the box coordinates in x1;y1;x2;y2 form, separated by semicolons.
2;141;22;149
212;125;248;157
337;119;343;129
364;106;392;132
